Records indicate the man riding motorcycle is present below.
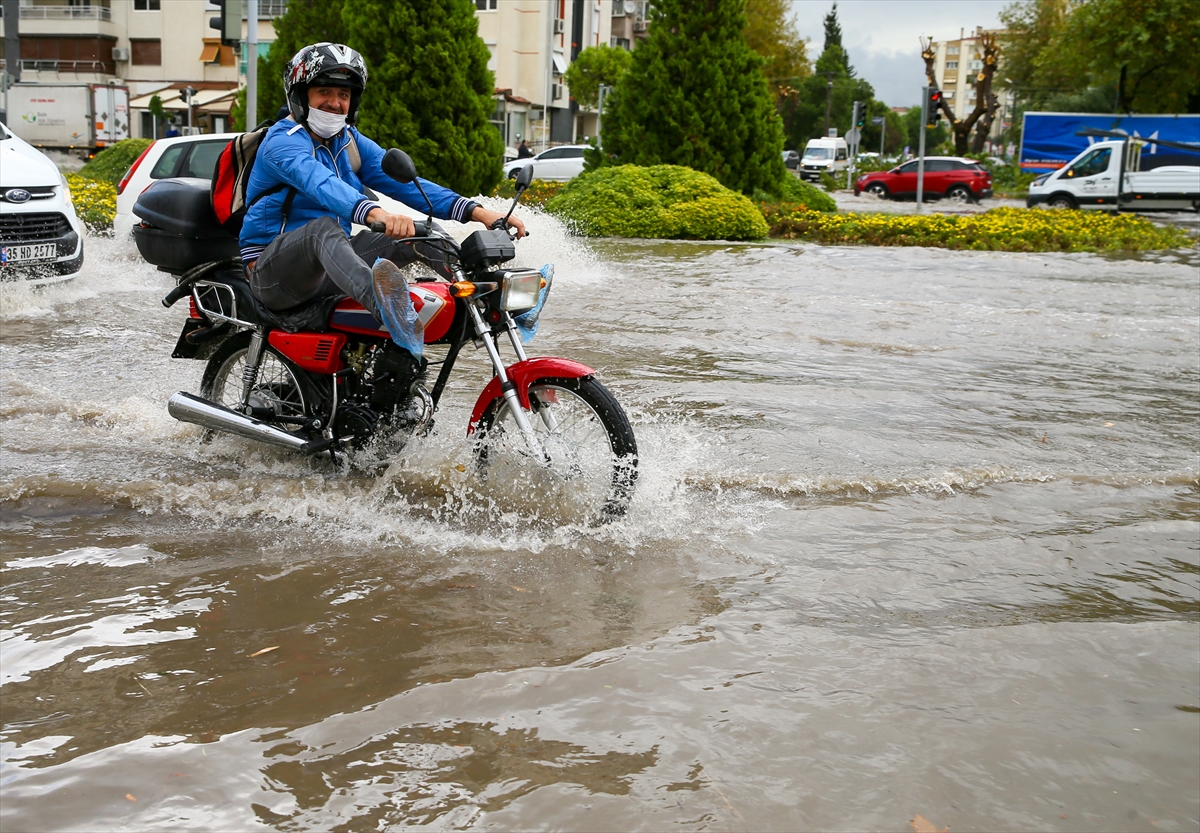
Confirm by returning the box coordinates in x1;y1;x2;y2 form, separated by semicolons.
240;41;526;419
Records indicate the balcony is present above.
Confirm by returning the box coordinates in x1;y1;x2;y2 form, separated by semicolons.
20;5;113;22
245;0;289;18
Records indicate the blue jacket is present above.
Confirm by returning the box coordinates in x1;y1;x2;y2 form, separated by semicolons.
238;119;477;262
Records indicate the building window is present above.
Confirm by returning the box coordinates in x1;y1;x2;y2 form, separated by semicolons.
947;46;960;55
945;90;955;99
475;0;497;9
969;60;983;70
945;61;958;70
134;0;161;10
131;38;161;65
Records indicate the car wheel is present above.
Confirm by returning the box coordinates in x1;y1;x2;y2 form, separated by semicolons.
866;182;889;199
507;168;519;180
946;185;973;205
1047;193;1076;210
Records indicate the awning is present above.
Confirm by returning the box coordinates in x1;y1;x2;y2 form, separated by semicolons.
199;43;220;64
129;88;238;111
552;52;568;75
197;93;237;114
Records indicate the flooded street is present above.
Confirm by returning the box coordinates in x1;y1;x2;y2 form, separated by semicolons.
2;216;1198;832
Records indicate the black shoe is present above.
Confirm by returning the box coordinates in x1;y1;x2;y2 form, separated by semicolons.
370;342;425;420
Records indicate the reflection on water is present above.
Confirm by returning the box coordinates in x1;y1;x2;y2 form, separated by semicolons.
2;232;1198;830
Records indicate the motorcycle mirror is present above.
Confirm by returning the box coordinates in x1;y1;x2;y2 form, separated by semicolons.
383;147;434;225
514;164;534;193
382;148;418;184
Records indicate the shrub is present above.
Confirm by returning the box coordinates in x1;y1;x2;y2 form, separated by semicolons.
77;138;152;185
818;170;842;192
753;175;837;212
544;165;769;240
65;173;117;234
762;205;1194;252
490;178;568;208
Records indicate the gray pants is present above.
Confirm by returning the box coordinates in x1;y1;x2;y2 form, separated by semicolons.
248;217;451;320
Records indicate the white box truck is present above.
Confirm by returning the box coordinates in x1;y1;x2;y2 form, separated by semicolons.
1027;137;1200;212
6;83;131;154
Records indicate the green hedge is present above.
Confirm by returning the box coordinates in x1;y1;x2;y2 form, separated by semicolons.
762;205;1194;252
544;165;769;240
490;178;568;208
77;138;152;185
753;175;837;212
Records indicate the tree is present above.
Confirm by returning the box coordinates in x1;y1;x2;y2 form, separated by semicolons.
778;32;872;149
602;0;787;195
821;2;853;76
921;33;1001;154
999;0;1199;114
563;45;632;110
257;0;502;196
344;0;503;196
744;0;811;97
256;0;348;124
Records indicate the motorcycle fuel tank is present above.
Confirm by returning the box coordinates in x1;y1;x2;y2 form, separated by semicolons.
329;281;456;344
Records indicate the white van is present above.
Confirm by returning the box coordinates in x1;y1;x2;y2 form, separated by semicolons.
1027;139;1200;212
0;121;85;284
799;136;849;181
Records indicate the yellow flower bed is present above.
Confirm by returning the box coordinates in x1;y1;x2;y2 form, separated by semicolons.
763;205;1194;252
65;173;117;235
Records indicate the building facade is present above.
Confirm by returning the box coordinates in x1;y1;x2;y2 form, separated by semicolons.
475;0;648;152
1;0;281;137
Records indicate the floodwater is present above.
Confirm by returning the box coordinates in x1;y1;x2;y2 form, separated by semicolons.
2;212;1197;832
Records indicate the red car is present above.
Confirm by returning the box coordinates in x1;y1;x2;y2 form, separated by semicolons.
854;156;993;203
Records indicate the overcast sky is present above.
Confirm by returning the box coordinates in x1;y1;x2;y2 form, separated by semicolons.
788;0;1012;107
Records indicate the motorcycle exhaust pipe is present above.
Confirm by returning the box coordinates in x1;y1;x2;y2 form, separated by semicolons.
168;392;311;451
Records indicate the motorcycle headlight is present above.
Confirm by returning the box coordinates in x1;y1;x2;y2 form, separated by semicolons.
500;269;544;311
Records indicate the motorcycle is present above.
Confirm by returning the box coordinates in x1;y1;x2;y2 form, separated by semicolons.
132;151;637;520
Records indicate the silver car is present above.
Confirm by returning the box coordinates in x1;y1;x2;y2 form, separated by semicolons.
502;144;588;181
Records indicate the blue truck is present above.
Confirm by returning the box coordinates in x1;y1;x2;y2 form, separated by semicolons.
1019;112;1200;173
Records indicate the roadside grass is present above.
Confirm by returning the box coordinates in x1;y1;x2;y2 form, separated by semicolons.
763;205;1194;252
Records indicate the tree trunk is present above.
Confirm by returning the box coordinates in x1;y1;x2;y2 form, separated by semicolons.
922;34;1000;156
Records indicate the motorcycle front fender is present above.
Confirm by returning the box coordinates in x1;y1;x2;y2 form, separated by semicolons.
467;357;596;435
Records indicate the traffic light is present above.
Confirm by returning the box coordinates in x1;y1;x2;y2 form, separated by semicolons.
926;88;943;127
853;101;865;129
209;0;243;47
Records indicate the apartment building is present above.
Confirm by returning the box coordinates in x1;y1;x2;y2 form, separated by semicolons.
1;0;282;137
929;25;1013;142
476;0;648;152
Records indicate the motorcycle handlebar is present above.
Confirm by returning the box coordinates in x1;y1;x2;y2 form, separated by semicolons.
369;218;433;237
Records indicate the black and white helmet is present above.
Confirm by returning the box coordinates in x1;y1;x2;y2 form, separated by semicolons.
284;42;368;125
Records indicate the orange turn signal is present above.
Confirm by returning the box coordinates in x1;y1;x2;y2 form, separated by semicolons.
450;281;476;298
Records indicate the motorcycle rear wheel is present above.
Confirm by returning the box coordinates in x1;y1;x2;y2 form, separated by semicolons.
475;376;638;521
200;332;308;421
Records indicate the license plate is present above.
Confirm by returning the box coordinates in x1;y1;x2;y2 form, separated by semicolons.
1;243;57;265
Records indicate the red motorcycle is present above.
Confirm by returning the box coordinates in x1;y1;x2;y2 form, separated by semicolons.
133;153;637;520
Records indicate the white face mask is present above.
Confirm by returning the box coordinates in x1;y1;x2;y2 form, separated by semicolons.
307;107;348;139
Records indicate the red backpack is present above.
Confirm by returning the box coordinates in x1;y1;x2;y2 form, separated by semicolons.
210;121;362;234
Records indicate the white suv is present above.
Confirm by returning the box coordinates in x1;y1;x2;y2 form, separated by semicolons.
0;122;85;285
114;132;240;239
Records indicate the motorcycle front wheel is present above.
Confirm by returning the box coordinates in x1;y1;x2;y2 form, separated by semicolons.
475;376;638;521
200;331;308;421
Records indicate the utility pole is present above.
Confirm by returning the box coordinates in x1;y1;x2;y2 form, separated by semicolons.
823;72;834;135
246;0;257;129
916;86;928;211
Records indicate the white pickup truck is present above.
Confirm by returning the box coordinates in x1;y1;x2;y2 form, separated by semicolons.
1027;139;1200;212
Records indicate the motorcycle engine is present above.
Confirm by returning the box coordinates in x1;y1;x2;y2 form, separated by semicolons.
333;403;379;449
